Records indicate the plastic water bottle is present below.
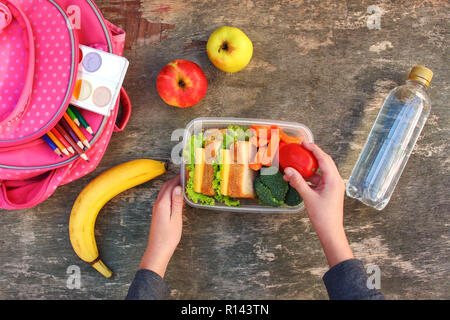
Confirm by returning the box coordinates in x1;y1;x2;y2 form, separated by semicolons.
346;66;433;210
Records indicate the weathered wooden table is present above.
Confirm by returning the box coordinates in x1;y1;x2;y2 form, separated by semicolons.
1;0;449;299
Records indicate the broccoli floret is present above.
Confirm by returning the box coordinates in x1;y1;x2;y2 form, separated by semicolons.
254;168;289;207
254;179;284;207
258;169;289;202
285;186;303;206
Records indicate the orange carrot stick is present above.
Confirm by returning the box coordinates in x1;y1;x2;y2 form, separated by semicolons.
261;129;280;166
250;145;266;171
250;135;258;147
250;125;271;140
279;129;301;144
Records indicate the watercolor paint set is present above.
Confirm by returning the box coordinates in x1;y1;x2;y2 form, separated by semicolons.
70;45;129;116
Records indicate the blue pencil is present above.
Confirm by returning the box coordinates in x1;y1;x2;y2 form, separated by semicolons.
43;134;63;157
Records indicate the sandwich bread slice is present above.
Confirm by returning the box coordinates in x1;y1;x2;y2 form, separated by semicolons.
193;140;222;196
221;141;257;199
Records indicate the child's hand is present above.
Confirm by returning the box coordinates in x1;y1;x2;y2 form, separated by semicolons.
283;142;354;268
139;175;184;277
283;142;345;236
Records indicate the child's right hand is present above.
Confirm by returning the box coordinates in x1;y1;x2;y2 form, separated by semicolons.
283;142;354;268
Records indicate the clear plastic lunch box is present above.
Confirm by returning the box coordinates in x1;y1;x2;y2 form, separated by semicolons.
180;117;314;213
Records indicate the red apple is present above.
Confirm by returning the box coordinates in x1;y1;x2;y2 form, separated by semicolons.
156;59;207;108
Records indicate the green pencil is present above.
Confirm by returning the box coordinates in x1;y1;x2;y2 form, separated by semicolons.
66;106;81;127
69;105;94;135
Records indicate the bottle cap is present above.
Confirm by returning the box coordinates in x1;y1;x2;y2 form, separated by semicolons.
408;66;433;87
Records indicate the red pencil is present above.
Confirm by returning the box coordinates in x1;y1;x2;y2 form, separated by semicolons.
50;127;75;154
60;118;85;150
54;123;89;161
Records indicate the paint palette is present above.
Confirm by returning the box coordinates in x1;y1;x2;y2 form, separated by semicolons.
70;45;129;116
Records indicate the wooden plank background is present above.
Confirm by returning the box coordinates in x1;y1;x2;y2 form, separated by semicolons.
0;0;449;299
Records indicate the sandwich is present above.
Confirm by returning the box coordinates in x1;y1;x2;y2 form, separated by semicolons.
193;139;222;196
192;140;256;203
220;141;257;199
185;126;256;206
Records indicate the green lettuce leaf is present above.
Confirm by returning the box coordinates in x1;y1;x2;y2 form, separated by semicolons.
185;163;215;206
212;161;240;207
183;133;205;165
226;125;253;143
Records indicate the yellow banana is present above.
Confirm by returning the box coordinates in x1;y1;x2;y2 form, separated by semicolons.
69;159;167;278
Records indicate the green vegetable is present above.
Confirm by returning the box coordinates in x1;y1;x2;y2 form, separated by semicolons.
285;186;303;206
223;133;235;149
226;125;253;142
185;163;215;206
254;168;289;207
254;179;284;207
183;133;204;164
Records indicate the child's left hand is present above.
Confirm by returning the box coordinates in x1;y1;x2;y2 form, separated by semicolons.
139;175;184;277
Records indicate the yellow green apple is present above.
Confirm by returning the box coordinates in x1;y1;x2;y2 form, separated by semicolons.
206;26;253;73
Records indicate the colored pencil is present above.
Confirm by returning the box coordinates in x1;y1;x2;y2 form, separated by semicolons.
42;134;63;157
46;131;69;156
54;123;76;149
50;127;75;154
66;107;81;126
65;134;89;161
63;112;91;149
60;118;85;150
69;105;94;135
54;123;89;161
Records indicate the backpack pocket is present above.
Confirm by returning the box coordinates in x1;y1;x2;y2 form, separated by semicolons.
0;0;79;147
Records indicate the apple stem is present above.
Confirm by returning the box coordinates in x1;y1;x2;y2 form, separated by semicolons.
219;42;229;52
178;79;186;88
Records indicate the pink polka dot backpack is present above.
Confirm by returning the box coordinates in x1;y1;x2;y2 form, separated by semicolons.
0;0;132;209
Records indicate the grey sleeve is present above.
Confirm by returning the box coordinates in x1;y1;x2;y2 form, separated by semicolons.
125;269;171;300
322;259;386;300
